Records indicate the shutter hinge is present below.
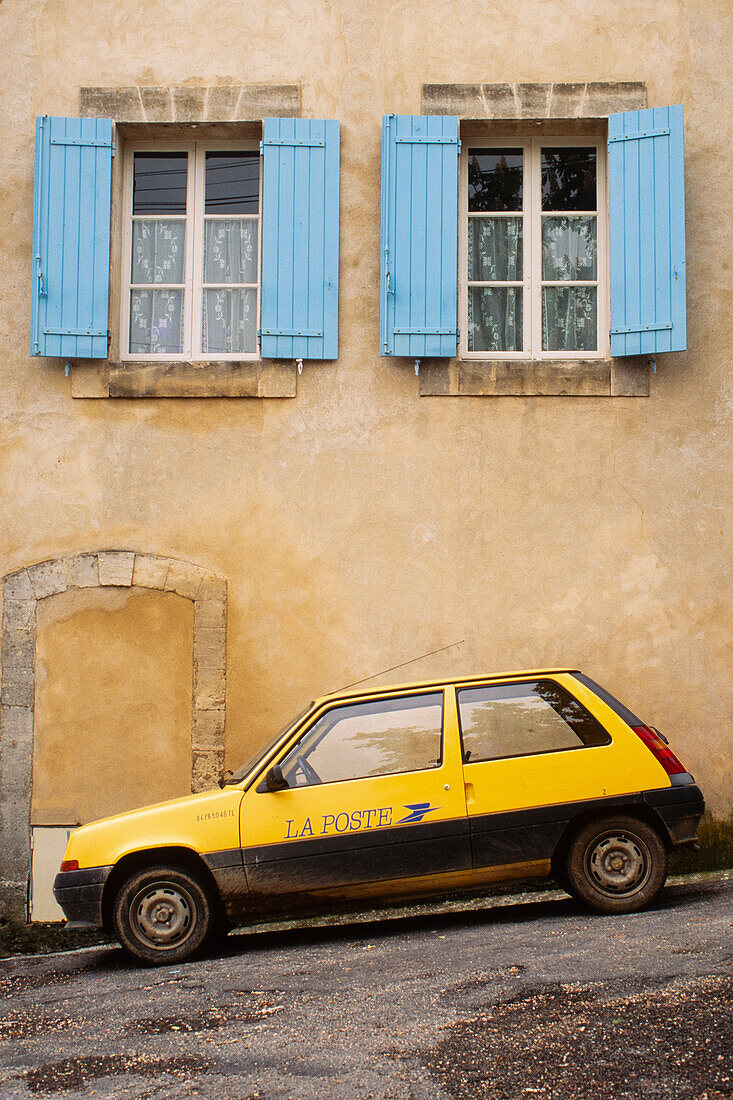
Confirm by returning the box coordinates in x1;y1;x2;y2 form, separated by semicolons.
394;327;458;336
608;127;670;143
257;328;262;344
610;322;673;335
50;137;114;149
111;142;116;157
262;139;324;148
394;136;458;145
457;139;462;156
259;140;264;154
43;327;108;337
262;328;322;337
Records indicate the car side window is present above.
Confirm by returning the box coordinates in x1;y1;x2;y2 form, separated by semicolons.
457;680;610;764
278;692;444;788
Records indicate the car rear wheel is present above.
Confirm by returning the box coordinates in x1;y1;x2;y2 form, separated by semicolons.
565;815;668;914
112;864;214;965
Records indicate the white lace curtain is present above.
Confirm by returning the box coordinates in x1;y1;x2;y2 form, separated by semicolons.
129;217;258;355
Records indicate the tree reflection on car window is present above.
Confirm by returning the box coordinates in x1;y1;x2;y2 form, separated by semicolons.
458;680;609;763
280;693;444;786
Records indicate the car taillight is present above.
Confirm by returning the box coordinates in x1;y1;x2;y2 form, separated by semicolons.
632;725;687;776
59;859;79;872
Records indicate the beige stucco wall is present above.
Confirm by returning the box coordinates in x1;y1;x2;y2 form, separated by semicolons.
31;587;193;823
0;0;731;822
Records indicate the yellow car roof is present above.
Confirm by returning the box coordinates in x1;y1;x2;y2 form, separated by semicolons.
317;668;577;705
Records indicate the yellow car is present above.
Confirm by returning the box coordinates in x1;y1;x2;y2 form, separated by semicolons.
54;669;704;965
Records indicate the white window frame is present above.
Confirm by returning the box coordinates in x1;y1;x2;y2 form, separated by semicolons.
459;136;608;361
120;139;262;362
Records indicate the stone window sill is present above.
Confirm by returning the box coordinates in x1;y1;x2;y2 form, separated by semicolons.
418;358;650;397
70;360;297;399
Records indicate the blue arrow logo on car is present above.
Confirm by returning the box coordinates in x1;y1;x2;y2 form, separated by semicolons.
398;803;439;824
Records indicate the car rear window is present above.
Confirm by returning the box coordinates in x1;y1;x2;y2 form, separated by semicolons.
457;679;611;764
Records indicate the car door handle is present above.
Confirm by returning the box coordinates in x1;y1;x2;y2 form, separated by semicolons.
464;782;475;805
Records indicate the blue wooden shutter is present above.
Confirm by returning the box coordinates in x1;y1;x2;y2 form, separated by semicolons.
31;116;113;359
608;105;686;356
260;118;340;360
380;115;459;358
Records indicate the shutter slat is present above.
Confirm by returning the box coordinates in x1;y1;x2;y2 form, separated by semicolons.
260;118;339;360
31;115;113;359
608;104;686;357
62;118;82;360
380;114;459;358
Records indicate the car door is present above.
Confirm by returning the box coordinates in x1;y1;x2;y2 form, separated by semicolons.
455;676;615;870
239;687;470;908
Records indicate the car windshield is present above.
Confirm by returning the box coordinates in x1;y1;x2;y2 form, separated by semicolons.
228;704;315;785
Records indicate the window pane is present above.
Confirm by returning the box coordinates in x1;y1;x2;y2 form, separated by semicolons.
458;680;610;764
205;152;260;214
541;147;596;211
202;288;258;354
279;693;444;787
468;149;523;212
468;287;522;353
542;286;597;351
542;216;597;281
132;153;188;215
541;288;594;352
468;217;522;281
131;221;185;285
204;219;258;284
129;289;184;354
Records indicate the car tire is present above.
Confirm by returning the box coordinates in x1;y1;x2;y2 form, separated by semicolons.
565;815;668;914
112;863;215;965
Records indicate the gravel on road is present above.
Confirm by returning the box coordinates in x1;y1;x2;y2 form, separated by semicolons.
0;874;731;1100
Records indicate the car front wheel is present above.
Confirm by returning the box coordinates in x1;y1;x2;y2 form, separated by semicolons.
565;815;668;914
112;864;214;965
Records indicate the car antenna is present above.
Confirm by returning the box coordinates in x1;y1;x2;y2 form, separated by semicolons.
331;639;466;694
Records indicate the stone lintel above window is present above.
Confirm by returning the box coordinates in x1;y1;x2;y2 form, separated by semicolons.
80;84;301;123
422;81;646;119
418;358;650;398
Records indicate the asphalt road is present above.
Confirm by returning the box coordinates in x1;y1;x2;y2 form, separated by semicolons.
0;875;731;1100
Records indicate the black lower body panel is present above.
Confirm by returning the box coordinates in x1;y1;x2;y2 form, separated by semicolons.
469;785;705;869
243;818;472;905
643;784;705;845
203;849;249;922
53;866;112;926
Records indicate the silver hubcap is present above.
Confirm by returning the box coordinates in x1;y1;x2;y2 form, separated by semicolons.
586;832;651;897
131;882;195;949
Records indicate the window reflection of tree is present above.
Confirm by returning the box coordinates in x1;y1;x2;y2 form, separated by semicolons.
459;680;608;762
541;149;596;211
324;721;442;780
469;151;523;212
532;681;609;747
282;697;443;786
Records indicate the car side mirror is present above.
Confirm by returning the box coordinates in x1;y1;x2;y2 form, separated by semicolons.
265;764;289;792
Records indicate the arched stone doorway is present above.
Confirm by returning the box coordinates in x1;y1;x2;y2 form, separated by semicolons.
0;552;227;921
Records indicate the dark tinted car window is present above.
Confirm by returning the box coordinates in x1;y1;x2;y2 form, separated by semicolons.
458;679;610;763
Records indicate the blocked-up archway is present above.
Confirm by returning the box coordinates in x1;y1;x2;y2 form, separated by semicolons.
0;552;227;921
